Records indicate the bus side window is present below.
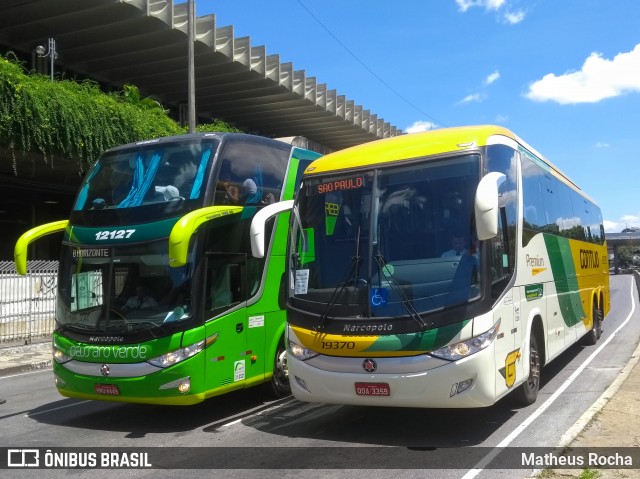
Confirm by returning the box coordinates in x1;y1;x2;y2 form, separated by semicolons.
486;145;518;302
205;256;246;316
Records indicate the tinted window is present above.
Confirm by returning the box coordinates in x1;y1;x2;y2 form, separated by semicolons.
486;145;518;301
214;140;289;206
521;151;604;246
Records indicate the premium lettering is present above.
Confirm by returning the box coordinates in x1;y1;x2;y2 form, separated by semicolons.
526;254;545;268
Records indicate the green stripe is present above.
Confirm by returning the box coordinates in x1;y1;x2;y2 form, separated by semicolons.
363;320;471;352
543;234;584;327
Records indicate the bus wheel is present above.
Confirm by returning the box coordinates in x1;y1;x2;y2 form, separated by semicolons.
513;333;540;406
265;341;291;398
584;303;602;346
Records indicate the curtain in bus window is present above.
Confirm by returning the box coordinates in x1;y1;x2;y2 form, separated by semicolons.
189;144;212;199
74;164;102;210
117;153;145;208
118;151;162;208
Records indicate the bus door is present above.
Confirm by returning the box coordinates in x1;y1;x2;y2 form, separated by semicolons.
203;253;249;392
493;288;522;399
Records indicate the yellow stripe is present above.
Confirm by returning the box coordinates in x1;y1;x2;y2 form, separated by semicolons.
305;125;515;174
291;325;378;356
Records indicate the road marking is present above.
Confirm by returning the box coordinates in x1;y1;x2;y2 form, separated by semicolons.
27;400;92;417
0;369;52;380
222;419;243;427
210;396;296;430
461;276;637;479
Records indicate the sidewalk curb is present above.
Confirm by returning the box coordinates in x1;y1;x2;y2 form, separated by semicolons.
0;341;53;378
0;359;53;378
557;339;640;448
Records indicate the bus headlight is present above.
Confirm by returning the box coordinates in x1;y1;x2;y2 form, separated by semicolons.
287;339;318;361
147;340;205;368
430;320;500;361
52;345;72;364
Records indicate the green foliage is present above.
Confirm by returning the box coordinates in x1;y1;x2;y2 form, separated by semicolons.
120;84;164;111
577;469;601;479
617;246;634;267
0;55;242;173
195;119;242;133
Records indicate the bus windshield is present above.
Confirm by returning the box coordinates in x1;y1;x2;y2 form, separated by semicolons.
71;138;219;226
56;241;195;335
290;154;481;320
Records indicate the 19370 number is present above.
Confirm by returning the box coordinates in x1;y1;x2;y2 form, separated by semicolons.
95;229;135;240
321;341;355;350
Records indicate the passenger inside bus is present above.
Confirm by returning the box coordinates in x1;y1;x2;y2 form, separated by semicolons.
122;283;158;312
441;231;468;257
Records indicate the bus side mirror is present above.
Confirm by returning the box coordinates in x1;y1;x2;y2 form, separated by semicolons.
14;220;69;275
475;172;506;241
250;200;294;258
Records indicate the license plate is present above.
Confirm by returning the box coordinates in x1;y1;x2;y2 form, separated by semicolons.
94;384;120;395
355;382;390;396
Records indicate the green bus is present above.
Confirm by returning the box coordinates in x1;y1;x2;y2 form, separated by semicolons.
14;132;320;405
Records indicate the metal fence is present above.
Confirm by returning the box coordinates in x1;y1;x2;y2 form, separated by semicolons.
0;260;58;344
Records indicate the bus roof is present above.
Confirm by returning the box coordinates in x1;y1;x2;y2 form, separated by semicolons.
303;125;516;174
302;124;596;205
101;132;300;155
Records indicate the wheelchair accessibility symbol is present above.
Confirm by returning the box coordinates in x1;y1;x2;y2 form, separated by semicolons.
370;288;388;307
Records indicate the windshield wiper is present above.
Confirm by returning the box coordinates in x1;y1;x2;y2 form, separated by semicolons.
374;253;430;331
317;227;362;330
57;322;93;333
103;320;163;337
128;320;163;337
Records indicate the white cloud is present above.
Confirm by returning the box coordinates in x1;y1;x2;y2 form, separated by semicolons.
526;44;640;104
603;220;620;233
406;121;437;133
485;70;501;85
503;10;526;24
455;1;525;23
456;0;505;12
495;114;508;122
458;93;486;104
603;214;640;233
595;142;610;148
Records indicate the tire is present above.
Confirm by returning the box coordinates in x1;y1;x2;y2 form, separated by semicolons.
513;332;541;406
583;302;603;346
264;340;291;398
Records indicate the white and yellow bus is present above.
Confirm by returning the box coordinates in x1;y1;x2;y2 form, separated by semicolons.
251;125;610;408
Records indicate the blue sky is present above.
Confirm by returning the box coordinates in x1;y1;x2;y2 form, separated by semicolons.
193;0;640;233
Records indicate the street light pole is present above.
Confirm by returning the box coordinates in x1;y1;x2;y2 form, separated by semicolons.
35;38;57;81
187;0;196;133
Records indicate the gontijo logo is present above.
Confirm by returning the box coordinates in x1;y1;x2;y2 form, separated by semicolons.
579;248;600;269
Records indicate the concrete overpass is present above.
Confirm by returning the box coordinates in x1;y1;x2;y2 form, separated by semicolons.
0;0;402;152
0;0;405;260
606;231;640;273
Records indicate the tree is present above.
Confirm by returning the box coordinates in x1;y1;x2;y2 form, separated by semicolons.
121;84;164;111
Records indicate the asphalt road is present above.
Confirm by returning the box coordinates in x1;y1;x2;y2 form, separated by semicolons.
1;274;638;479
